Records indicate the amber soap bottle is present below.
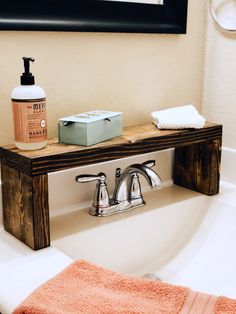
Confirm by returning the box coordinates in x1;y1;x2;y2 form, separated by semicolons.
11;57;48;150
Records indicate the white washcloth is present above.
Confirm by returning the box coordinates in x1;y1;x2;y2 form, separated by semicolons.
151;105;205;129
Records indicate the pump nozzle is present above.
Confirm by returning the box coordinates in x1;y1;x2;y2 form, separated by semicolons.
21;57;35;85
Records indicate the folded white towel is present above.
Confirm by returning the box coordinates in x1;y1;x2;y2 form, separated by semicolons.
151;105;205;129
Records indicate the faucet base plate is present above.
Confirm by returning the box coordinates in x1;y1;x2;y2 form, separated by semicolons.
89;201;145;217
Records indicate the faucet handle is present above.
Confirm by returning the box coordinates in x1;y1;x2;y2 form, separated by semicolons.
129;173;144;207
142;160;155;168
75;172;110;216
75;173;106;183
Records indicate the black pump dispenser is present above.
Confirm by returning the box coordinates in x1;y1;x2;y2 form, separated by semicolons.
21;57;35;85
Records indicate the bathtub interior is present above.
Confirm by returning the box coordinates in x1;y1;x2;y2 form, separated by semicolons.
51;185;208;276
157;182;236;299
51;182;236;299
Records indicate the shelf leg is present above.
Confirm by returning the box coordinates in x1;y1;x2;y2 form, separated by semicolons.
174;138;222;195
1;162;50;250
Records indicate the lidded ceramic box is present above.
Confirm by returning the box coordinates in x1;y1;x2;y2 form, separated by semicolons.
58;110;122;146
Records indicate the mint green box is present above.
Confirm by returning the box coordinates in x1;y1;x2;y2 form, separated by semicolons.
58;110;123;146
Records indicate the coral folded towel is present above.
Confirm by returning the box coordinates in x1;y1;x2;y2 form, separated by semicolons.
151;104;206;129
13;260;236;314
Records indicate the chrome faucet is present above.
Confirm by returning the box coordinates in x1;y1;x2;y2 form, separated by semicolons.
75;160;162;217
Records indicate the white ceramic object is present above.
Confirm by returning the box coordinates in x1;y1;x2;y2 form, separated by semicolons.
51;186;209;275
157;182;236;299
51;182;236;299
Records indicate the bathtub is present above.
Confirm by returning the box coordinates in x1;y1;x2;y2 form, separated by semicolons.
51;182;236;299
0;148;236;313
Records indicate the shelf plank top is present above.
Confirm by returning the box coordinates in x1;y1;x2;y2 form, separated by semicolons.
0;122;222;176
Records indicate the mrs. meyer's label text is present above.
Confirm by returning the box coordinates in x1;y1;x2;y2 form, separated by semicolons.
12;98;48;143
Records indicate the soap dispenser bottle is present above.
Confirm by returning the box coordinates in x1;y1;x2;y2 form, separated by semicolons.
11;57;48;150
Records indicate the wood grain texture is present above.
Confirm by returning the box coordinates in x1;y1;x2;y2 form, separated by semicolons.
0;122;222;176
174;138;222;195
1;163;50;250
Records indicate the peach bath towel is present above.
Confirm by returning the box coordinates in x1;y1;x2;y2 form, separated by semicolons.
13;260;236;314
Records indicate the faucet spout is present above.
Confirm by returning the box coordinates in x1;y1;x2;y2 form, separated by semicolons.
113;163;162;203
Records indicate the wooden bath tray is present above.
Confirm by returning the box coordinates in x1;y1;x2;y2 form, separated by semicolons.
0;122;222;250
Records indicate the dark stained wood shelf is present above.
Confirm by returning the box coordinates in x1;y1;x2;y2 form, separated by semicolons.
0;122;222;250
0;122;222;176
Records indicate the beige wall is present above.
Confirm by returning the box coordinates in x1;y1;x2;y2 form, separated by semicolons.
0;0;206;146
203;1;236;149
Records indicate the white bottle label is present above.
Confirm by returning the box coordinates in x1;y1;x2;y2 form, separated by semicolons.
12;98;48;143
